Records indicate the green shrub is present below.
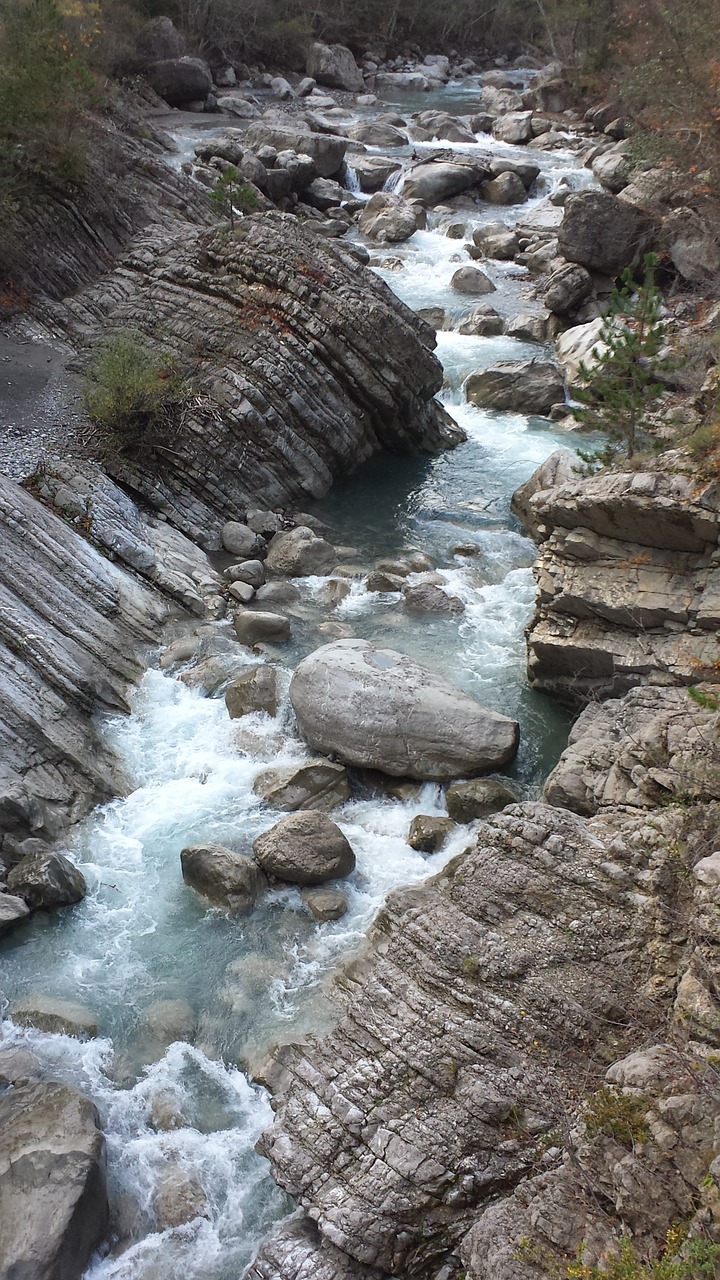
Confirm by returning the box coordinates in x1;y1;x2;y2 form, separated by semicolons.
84;330;191;463
210;165;259;229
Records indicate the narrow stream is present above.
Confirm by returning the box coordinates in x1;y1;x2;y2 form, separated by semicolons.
0;74;595;1278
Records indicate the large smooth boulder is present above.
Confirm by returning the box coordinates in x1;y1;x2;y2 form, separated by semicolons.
289;639;519;780
307;42;364;93
233;611;291;646
0;1081;108;1280
350;121;407;147
558;191;660;276
266;526;337;576
592;147;631;193
253;811;355;885
402;162;487;206
244;122;346;178
7;850;86;910
10;994;99;1038
221;521;264;557
146;56;212;107
451;266;496;296
253;759;350;811
466;361;565;415
555;317;609;383
180;843;268;913
358;193;419;244
225;665;279;718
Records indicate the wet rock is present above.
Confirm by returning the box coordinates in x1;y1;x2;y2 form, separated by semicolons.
350;121;407;147
225;665;279;718
0;1081;108;1280
307;42;364;93
253;759;350;812
458;307;504;336
482;172;527;204
466;360;565;415
488;158;541;188
153;1167;208;1230
289;639;519;780
256;581;302;606
543;262;594;315
451;266;497;296
233;611;291;647
358;193;419;243
367;570;406;592
253;811;355;885
493;111;534;144
221;521;265;557
349;155;403;193
10;994;99;1039
472;224;518;259
301;886;349;922
228;581;255;605
316;621;354;640
146;56;212;107
403;161;488;205
445;778;517;822
316;577;351;606
0;1046;42;1084
225;561;266;588
558;191;660;275
0;893;30;936
407;814;457;853
244;124;346;178
179;654;243;695
402;583;465;615
142;998;196;1048
7;851;86;911
180;843;268;913
266;526;337;576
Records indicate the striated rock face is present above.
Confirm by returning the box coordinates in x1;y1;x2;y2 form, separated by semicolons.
60;215;461;547
516;463;720;703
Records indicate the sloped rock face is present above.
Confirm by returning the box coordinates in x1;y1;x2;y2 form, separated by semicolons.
0;1080;108;1280
516;465;720;703
60;215;460;547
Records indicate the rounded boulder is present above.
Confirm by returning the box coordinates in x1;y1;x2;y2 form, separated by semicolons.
289;639;519;780
253;811;355;885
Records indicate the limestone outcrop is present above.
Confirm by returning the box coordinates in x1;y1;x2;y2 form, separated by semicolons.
59;215;461;547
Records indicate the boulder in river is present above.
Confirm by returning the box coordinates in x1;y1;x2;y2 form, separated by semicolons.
253;811;356;885
265;526;337;576
146;56;211;107
472;224;518;260
558;191;660;276
402;583;465;615
465;360;565;415
233;611;291;647
289;639;519;780
7;850;86;910
225;665;279;718
181;843;268;913
253;759;350;811
0;1080;108;1280
493;111;534;144
407;815;457;853
482;172;527;205
301;886;349;921
358;193;419;243
451;266;496;296
402;161;487;205
350;155;403;192
10;994;99;1038
306;41;364;92
244;123;347;178
445;778;517;822
0;893;30;937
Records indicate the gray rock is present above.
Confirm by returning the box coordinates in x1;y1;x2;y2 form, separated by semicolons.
543;262;594;314
7;851;86;911
403;583;465;614
180;843;268;913
472;225;518;259
558;191;660;275
225;665;279;718
403;161;488;205
195;129;245;165
142;998;196;1047
289;639;519;780
350;121;407;147
228;580;254;604
271;75;294;101
221;521;264;557
663;207;720;284
0;1081;108;1280
505;313;548;343
465;360;565;415
153;1167;208;1230
233;611;291;646
253;759;350;812
451;266;497;295
367;570;406;592
358;193;419;244
407;814;457;853
348;154;403;193
0;892;30;936
297;77;316;97
493;110;534;144
255;581;302;605
179;654;243;695
253;811;355;885
307;41;364;93
10;994;99;1038
482;172;527;204
0;1046;42;1084
458;308;505;336
301;886;349;921
244;124;347;178
266;526;337;576
146;56;212;106
225;559;266;588
445;778;517;822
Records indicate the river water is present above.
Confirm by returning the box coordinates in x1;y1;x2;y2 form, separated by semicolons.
0;75;594;1278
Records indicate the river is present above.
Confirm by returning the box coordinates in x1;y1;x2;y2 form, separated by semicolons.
0;72;595;1279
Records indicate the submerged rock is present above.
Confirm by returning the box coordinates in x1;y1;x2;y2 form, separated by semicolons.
180;843;268;913
301;886;349;921
153;1166;208;1230
10;994;99;1039
253;759;350;812
253;811;356;885
0;1081;108;1280
289;640;519;780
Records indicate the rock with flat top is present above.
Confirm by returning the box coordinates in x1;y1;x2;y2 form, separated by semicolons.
233;611;291;646
10;994;99;1038
289;639;519;780
446;778;516;822
466;360;564;415
253;759;350;812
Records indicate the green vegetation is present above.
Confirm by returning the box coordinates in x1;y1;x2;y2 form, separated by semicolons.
573;255;671;467
582;1085;650;1147
209;165;259;228
84;329;192;463
519;1224;719;1280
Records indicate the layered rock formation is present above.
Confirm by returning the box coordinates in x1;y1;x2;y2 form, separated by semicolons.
249;681;720;1279
513;455;720;703
59;214;460;547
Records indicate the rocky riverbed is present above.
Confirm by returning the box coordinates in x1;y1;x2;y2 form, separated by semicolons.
1;31;719;1280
